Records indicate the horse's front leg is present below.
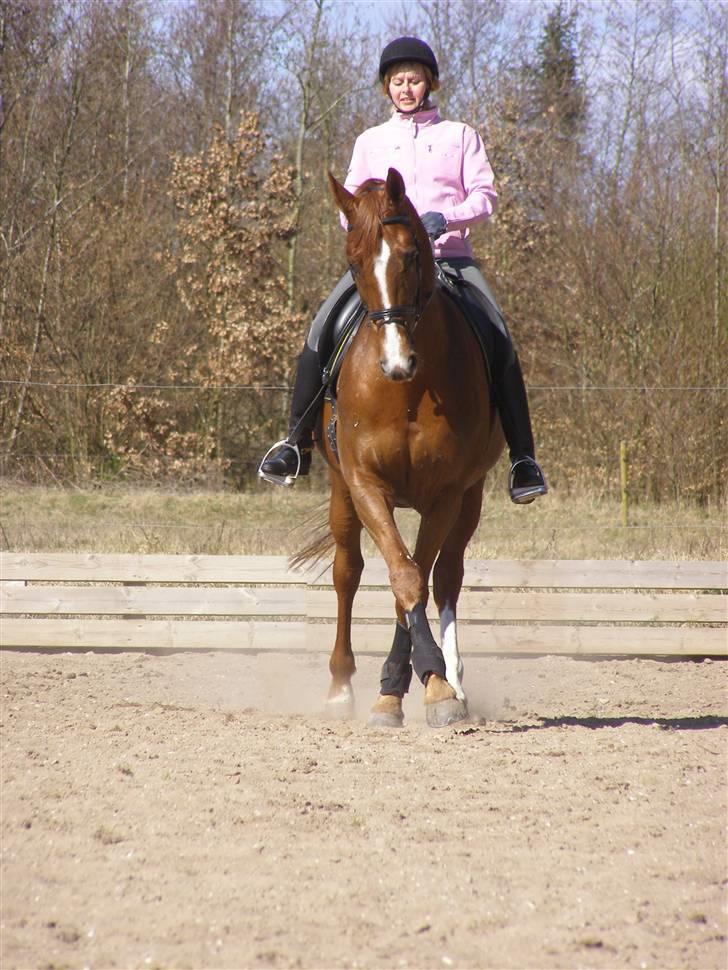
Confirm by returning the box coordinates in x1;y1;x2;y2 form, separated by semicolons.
408;488;473;725
348;479;427;611
369;617;411;728
325;472;364;718
432;479;486;707
350;478;464;727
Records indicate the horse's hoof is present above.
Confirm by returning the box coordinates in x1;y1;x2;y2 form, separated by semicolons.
325;686;354;720
426;697;469;728
368;695;404;728
368;710;404;729
324;699;355;720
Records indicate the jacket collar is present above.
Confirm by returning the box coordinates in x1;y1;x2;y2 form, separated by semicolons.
389;105;440;127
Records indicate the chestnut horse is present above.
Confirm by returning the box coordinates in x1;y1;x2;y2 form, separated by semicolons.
300;167;504;727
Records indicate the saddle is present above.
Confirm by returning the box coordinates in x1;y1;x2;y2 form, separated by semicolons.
320;287;367;393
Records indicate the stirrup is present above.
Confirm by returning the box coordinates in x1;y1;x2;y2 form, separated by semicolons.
258;439;303;488
509;457;548;505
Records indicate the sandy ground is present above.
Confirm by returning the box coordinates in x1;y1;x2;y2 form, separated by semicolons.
1;649;726;970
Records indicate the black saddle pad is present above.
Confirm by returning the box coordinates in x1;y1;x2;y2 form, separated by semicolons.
321;273;495;396
435;271;494;384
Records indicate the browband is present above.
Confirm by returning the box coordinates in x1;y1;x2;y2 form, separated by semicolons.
368;305;420;326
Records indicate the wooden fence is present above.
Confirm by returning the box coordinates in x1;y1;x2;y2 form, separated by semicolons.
1;554;726;657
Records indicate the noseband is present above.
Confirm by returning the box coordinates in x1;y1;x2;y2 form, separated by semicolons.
347;191;430;331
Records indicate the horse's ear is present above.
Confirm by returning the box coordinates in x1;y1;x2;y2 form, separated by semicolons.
328;172;358;225
386;167;406;203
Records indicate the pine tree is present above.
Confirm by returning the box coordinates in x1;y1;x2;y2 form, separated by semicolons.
531;1;585;138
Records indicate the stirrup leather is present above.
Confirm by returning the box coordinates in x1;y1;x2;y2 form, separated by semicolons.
258;439;303;488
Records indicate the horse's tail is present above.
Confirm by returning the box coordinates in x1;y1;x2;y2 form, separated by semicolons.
288;502;336;573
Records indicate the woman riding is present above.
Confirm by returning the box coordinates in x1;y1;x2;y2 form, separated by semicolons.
259;36;547;504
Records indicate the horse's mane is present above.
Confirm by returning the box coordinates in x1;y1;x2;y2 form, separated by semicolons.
348;179;387;267
354;177;386;200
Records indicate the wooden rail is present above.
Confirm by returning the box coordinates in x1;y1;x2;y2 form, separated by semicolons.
1;554;726;656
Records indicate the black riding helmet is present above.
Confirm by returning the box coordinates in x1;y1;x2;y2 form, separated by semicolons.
378;37;439;82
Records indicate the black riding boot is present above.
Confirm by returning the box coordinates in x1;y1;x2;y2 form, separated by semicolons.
454;279;548;504
492;353;548;504
258;344;321;486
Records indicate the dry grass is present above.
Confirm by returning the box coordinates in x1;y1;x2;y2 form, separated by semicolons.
1;478;725;561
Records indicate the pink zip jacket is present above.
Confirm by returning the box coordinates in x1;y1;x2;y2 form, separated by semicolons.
343;106;497;259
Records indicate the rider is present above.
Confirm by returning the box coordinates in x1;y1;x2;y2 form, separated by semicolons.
259;36;547;504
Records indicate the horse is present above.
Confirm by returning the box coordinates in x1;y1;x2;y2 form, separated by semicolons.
297;166;505;727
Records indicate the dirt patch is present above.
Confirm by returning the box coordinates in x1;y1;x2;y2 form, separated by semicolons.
2;650;726;969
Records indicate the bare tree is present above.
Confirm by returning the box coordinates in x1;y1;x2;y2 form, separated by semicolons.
1;0;177;477
269;0;376;313
161;0;284;149
0;0;723;498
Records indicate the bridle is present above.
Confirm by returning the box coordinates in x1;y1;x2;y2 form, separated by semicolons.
347;189;432;332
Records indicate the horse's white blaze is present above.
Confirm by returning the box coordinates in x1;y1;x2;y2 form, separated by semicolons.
373;237;412;374
382;322;412;372
373;238;392;306
440;604;466;701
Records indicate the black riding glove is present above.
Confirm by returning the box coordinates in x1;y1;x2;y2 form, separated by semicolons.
421;211;448;240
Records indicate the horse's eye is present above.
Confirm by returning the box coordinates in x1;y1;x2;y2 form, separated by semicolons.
403;248;418;268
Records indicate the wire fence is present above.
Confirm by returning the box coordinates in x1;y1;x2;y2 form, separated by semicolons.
2;379;726;392
1;379;726;505
4;519;724;533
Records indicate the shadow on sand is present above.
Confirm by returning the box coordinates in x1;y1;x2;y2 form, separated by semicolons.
486;714;728;733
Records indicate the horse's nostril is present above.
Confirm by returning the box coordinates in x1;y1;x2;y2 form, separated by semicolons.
408;354;417;373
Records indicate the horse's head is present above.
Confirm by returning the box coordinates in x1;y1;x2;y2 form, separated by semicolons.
329;167;435;382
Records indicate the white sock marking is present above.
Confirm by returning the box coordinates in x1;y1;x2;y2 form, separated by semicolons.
328;683;353;704
440;604;465;701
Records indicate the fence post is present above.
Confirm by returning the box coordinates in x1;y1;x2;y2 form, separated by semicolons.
620;440;629;527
